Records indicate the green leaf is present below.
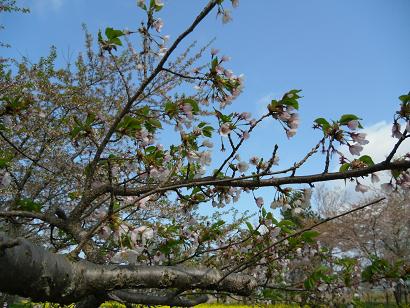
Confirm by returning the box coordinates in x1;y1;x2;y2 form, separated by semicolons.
314;117;330;126
391;169;401;179
246;222;254;232
98;30;103;43
202;126;214;138
165;101;178;118
0;153;13;169
118;115;142;135
145;118;162;132
110;37;122;46
69;125;83;139
301;230;320;243
145;146;157;154
281;100;299;110
281;89;302;110
359;155;374;166
278;219;296;228
105;27;124;40
339;163;350;172
339;114;361;125
17;198;42;212
399;94;410;103
304;277;315;289
211;57;219;70
150;0;164;11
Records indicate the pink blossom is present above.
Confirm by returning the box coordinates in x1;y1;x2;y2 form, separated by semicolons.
350;133;369;145
355;183;369;193
371;173;380;184
242;131;250;140
239;112;251;120
255;197;264;207
288;113;299;129
202;140;213;148
153;18;164;32
219;123;232;136
270;200;282;209
392;122;403;139
224;69;233;78
231;0;239;8
211;48;219;56
349;143;363;156
286;128;297;138
381;182;394;194
221;55;231;62
282;203;291;211
278;111;291;121
222;10;232;24
198;151;212;165
237;161;249;173
249;156;259;165
347;120;359;130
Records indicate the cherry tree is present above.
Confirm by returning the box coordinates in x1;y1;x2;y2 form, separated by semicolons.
0;0;409;306
315;186;410;305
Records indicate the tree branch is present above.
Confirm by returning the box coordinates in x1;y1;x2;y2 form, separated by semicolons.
0;233;257;304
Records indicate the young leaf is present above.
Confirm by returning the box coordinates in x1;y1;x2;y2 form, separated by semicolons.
339;163;350;172
359;155;374;166
339;114;361;125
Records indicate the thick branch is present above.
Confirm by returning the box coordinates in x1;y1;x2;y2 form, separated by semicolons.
0;233;256;304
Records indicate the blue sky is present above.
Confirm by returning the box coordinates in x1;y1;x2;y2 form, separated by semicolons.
2;0;410;214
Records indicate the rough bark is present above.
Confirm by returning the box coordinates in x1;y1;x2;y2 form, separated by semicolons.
0;233;256;305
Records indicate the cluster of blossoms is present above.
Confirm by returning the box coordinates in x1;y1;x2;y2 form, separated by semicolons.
269;188;312;215
216;0;239;24
206;48;245;108
217;112;253;143
268;90;301;138
345;120;369;156
392;93;410;138
212;186;242;207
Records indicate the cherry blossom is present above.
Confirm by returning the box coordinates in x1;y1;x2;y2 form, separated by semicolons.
152;18;164;32
355;182;369;193
349;143;363;156
219;122;232;136
392;122;403;138
237;161;249;173
255;197;264;207
347;120;359;130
